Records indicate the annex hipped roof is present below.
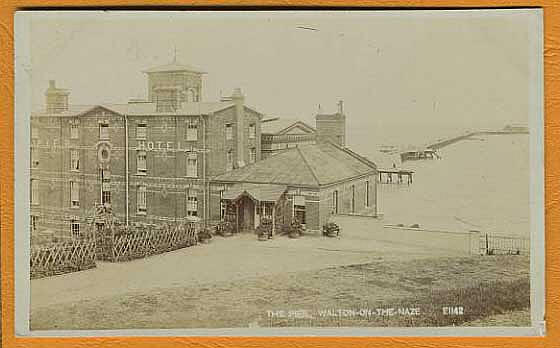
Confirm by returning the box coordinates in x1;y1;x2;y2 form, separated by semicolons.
222;183;287;202
213;142;377;187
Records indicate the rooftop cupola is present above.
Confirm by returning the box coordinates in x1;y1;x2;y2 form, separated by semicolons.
143;56;206;104
45;80;70;113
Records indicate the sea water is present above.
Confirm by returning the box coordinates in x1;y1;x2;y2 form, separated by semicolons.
353;130;530;238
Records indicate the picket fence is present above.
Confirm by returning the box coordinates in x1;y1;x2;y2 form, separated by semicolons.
31;221;200;278
109;223;198;262
30;238;96;279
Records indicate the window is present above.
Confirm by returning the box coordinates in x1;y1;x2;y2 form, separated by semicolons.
101;169;111;205
263;203;273;218
70;181;79;208
71;220;80;238
137;151;147;174
31;127;39;140
31;179;39;204
249;123;256;139
351;185;355;213
136;123;147;140
293;195;306;224
249;147;257;164
186;189;198;216
31;147;39;168
365;180;370;207
332;190;338;214
225;123;233;140
220;191;226;220
70;149;80;171
99;123;109;139
31;215;38;233
70;123;79;139
186;119;198;141
226;150;233;171
137;185;147;214
102;188;111;206
186;154;198;178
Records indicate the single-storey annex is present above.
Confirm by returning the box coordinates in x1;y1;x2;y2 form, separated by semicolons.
211;142;378;234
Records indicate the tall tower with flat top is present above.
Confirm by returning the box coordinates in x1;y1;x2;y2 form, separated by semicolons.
143;58;206;108
315;100;346;146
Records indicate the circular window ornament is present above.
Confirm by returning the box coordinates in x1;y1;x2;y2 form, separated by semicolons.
97;143;111;164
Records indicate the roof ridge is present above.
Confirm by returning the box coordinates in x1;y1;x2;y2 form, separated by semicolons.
325;141;377;170
278;121;316;135
296;146;321;186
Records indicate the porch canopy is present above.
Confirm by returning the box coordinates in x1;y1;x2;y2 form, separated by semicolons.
222;183;287;203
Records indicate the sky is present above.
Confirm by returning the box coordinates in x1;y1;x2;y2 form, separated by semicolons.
26;10;540;149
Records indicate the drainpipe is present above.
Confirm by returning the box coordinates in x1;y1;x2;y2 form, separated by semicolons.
204;115;208;226
124;114;129;226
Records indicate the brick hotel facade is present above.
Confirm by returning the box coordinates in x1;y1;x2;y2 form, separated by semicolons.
30;61;377;240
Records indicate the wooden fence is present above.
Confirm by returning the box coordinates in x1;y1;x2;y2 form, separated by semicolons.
30;238;96;279
480;234;530;255
102;223;199;262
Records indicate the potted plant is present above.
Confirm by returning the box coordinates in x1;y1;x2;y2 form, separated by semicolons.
215;220;234;237
256;225;269;241
288;219;304;239
197;227;213;244
322;221;340;238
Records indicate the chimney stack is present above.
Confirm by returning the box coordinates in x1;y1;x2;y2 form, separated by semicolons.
45;80;70;114
338;100;344;114
232;88;246;168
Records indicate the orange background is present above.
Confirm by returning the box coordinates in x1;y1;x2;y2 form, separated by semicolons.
1;1;558;347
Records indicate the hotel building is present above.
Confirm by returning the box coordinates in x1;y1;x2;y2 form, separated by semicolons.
30;61;377;241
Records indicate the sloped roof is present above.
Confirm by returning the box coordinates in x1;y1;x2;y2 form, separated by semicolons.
31;104;126;118
262;118;316;135
213;142;377;187
222;183;287;202
32;101;264;118
143;62;206;74
125;101;235;116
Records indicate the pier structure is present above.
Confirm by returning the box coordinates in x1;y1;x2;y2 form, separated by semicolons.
378;168;414;185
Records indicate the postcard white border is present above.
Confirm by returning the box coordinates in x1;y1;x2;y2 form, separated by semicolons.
14;9;545;337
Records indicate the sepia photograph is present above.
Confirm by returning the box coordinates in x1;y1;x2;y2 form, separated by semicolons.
13;9;544;335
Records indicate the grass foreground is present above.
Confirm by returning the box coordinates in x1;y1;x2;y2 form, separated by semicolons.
31;255;530;330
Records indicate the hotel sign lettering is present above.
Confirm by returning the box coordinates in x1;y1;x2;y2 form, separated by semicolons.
136;140;209;153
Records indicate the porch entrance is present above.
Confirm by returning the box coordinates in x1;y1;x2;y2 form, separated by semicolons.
221;183;287;235
237;195;256;233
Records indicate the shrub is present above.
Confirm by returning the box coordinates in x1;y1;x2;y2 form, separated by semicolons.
197;227;213;242
322;222;340;237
